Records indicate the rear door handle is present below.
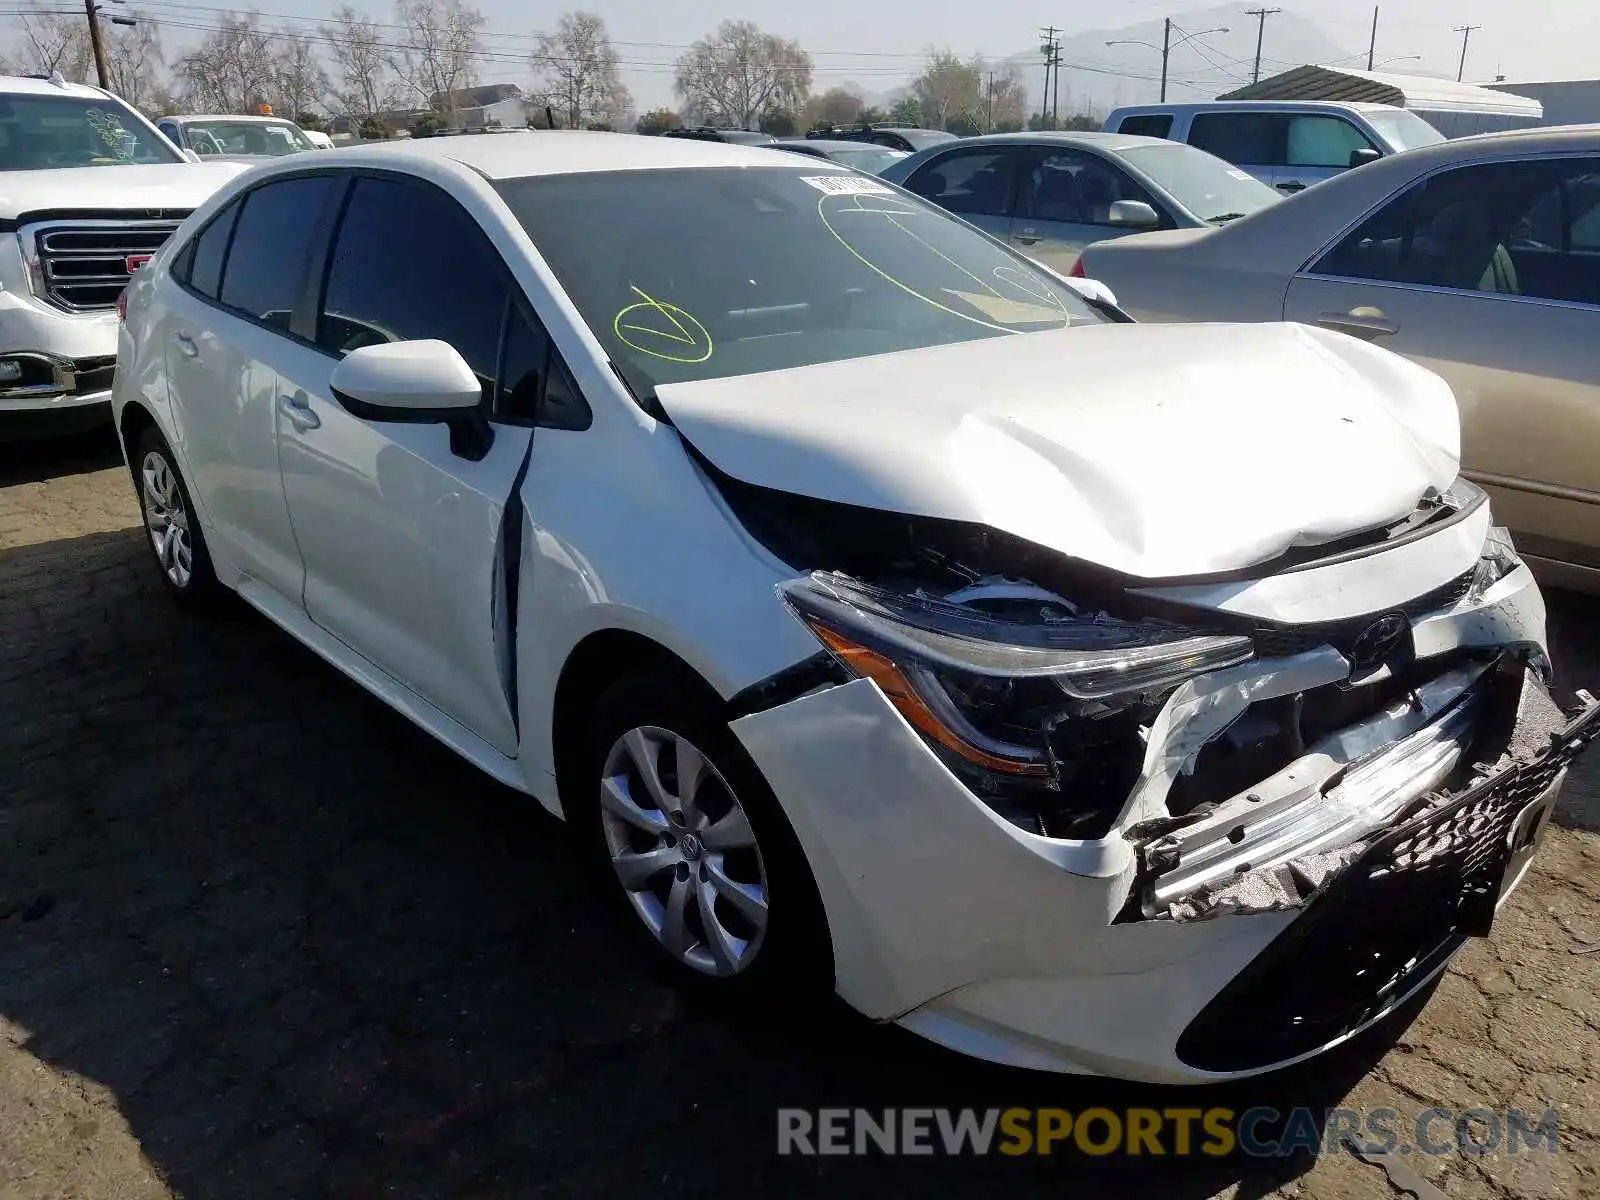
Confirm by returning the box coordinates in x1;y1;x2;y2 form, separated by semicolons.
1277;182;1306;194
1013;228;1041;245
170;332;198;358
1316;307;1399;340
278;393;321;432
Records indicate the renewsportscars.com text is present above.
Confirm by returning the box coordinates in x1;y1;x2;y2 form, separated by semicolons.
776;1106;1561;1158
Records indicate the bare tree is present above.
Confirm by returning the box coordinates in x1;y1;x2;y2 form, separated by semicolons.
271;30;330;120
532;11;631;130
393;0;483;120
324;4;401;120
105;20;171;114
673;21;811;130
173;12;279;112
3;5;95;80
977;59;1027;132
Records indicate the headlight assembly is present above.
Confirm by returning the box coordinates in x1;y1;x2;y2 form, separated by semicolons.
778;571;1254;831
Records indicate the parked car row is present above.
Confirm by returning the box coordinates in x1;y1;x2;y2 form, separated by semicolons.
100;123;1598;1085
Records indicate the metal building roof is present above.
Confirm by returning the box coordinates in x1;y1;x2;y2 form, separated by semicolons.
1220;65;1543;118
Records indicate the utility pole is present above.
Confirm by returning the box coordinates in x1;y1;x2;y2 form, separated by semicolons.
84;0;108;88
1051;42;1061;128
1160;17;1170;104
1454;24;1482;82
1245;8;1281;84
1038;26;1057;129
986;70;994;132
1366;6;1378;71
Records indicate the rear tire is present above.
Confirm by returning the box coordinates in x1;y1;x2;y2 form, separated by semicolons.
579;670;831;1001
133;426;218;604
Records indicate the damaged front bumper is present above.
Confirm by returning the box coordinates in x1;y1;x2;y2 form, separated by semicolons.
729;560;1599;1082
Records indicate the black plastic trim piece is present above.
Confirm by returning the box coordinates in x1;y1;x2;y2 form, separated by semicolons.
725;653;850;721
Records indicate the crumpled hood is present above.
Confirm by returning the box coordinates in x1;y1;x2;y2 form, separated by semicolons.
0;162;247;220
658;321;1462;580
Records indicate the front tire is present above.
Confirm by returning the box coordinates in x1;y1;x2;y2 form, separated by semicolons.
134;426;217;603
581;671;830;998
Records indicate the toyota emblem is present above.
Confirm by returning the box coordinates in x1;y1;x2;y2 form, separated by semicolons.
1349;612;1409;671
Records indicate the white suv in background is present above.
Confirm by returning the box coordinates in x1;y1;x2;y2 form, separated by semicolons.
0;74;244;435
1103;101;1445;194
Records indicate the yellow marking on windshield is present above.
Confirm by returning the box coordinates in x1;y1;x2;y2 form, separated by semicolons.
612;285;713;364
819;193;1071;333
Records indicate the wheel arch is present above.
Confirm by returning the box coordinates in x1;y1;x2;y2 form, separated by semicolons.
550;627;724;821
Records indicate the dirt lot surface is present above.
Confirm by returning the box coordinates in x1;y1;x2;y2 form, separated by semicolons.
3;429;1599;1199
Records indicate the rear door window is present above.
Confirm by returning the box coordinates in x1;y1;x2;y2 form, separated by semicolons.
1118;114;1173;139
179;200;239;300
218;175;338;329
903;149;1019;217
1188;113;1286;166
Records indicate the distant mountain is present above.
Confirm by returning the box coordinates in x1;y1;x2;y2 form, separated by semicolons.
1009;3;1357;118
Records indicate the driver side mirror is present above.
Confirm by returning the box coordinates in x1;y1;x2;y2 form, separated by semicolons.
1348;147;1382;168
330;340;494;459
1108;199;1160;228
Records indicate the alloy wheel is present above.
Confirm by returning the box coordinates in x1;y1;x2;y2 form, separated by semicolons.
140;449;193;588
599;725;770;976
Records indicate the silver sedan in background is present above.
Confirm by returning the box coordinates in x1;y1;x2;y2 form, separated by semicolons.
1075;125;1600;593
878;130;1281;273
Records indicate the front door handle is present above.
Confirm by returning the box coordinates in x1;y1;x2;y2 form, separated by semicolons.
278;393;321;432
170;332;198;358
1013;228;1042;245
1316;307;1399;340
1277;181;1306;194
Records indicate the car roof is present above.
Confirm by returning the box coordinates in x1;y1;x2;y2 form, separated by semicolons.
171;113;297;124
1109;100;1403;116
0;74;109;100
773;138;887;151
927;130;1180;154
305;130;835;180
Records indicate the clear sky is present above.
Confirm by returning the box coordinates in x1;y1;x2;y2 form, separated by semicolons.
129;0;1600;113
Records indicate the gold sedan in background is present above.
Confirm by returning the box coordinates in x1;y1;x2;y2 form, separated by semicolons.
1074;125;1600;591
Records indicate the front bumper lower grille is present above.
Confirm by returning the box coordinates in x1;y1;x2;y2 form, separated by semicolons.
1175;685;1600;1074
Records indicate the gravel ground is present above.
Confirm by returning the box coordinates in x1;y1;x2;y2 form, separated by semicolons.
2;427;1598;1200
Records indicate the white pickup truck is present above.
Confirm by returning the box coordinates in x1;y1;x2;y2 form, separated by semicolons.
0;74;245;435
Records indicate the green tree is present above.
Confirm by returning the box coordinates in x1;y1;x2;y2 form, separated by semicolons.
759;109;799;136
888;95;921;126
295;111;326;132
636;107;682;135
911;50;982;131
409;110;448;137
945;112;980;136
358;115;392;140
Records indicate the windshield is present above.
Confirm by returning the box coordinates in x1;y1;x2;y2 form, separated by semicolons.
1118;143;1281;222
827;146;910;174
0;95;179;170
182;120;313;156
496;167;1102;394
1362;109;1446;152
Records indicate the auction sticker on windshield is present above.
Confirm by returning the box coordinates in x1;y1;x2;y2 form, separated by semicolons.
800;175;896;197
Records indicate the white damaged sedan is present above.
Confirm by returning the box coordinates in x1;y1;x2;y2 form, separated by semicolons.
112;132;1597;1083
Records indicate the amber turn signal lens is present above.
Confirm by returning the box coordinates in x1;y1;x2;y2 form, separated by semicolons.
810;623;1051;778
